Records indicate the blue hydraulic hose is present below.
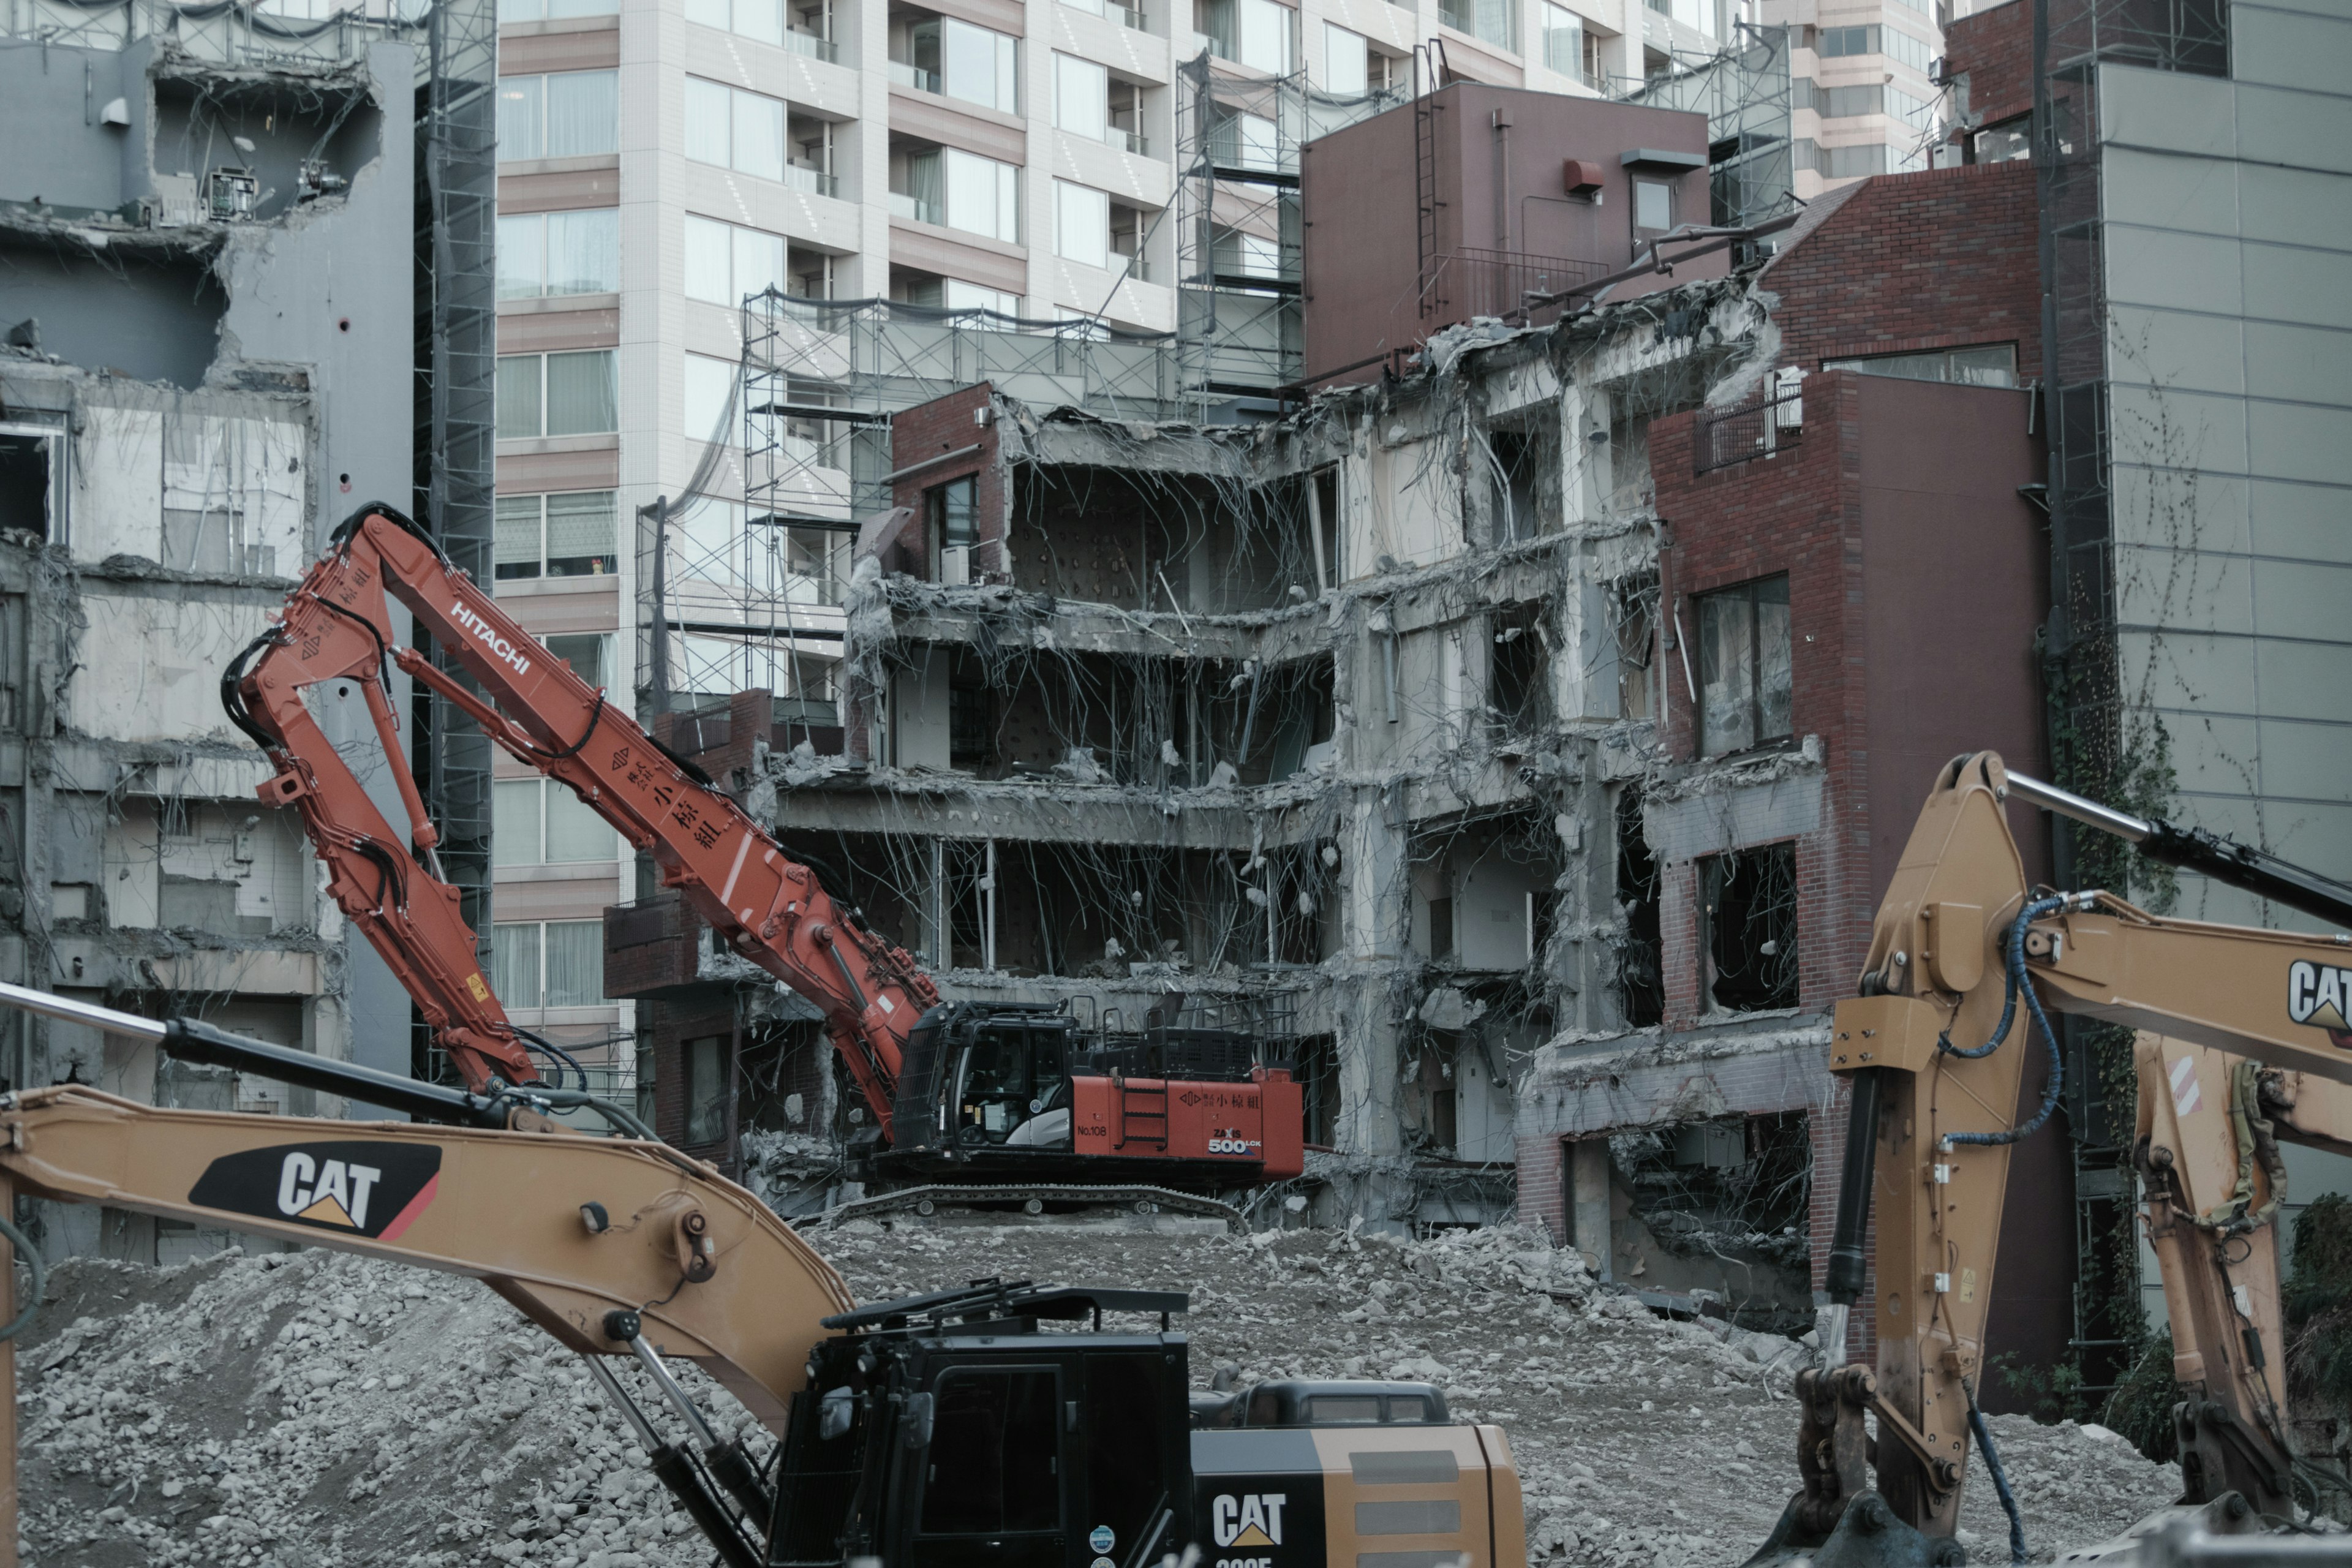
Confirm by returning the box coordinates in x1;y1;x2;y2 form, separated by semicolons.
1966;1382;2030;1563
1940;894;2076;1148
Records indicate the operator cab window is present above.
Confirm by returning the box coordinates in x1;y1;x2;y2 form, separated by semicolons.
914;1368;1062;1566
1306;1395;1382;1423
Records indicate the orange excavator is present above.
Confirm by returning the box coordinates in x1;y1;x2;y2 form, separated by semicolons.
221;502;1302;1197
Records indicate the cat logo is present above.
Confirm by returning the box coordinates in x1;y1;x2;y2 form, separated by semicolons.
1212;1492;1286;1549
2287;960;2352;1047
187;1141;443;1242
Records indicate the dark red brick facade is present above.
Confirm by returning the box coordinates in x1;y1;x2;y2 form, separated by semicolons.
1764;162;2041;378
886;380;1005;578
1942;0;2035;140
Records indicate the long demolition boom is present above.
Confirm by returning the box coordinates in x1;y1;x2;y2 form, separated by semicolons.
224;503;935;1125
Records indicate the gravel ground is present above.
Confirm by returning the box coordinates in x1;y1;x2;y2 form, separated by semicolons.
17;1219;2186;1567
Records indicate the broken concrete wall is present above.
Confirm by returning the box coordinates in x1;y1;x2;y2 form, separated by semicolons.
0;26;417;1262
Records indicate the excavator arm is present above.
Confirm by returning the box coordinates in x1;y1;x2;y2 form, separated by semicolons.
0;982;859;1568
225;503;935;1121
1757;752;2352;1563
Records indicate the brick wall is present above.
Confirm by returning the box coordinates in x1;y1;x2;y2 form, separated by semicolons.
1943;0;2035;139
886;382;1005;578
1764;162;2041;376
648;998;737;1159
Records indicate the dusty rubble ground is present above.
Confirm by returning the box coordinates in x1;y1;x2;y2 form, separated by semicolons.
17;1221;2182;1567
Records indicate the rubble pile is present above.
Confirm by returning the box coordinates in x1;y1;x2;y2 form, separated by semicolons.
20;1221;2183;1567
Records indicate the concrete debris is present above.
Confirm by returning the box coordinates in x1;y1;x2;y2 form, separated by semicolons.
18;1223;2183;1566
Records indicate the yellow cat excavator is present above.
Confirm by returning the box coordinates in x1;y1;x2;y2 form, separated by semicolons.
1747;752;2352;1566
0;982;1525;1568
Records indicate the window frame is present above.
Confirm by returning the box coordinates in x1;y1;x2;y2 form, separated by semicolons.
496;69;620;162
497;208;621;300
493;775;622;868
684;75;789;181
1693;573;1793;758
490;918;608;1011
493;490;620;578
496;352;619;440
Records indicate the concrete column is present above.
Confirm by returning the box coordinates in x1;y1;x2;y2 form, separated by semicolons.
1568;1135;1613;1281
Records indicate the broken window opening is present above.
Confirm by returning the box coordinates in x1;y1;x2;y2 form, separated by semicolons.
1611;574;1657;720
948;684;993;767
1295;1032;1339;1146
1608;1109;1813;1331
1700;841;1799;1012
0;425;60;540
1695;573;1792;757
1487;600;1550;736
1483;419;1558;543
1614;789;1664;1027
683;1033;729;1146
926;473;978;579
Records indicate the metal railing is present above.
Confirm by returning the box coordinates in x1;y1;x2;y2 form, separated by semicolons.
1424;247;1610;323
1694;387;1806;474
783;25;838;60
888;191;942;225
783;162;840;198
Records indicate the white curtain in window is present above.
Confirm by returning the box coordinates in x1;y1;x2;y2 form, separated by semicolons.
685;0;728;26
544;350;617;435
545;788;616;862
542;921;604;1008
1322;24;1367;92
491;923;541;1008
545;491;617;573
492;780;543;867
943;18;1016;111
943;149;1016;241
734;225;785;300
736;0;783;44
494;495;544;575
683;353;738;445
546;70;619;157
496;77;544;161
496;355;543;439
546;209;619;294
496;214;546;298
1055;180;1110;268
1055;53;1108;139
1540;4;1582;77
732;88;785;180
684;214;733;303
685;77;733;167
1237;0;1290;72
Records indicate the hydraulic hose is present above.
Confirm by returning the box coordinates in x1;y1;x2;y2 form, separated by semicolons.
1940;894;2079;1148
1965;1379;2029;1564
0;1212;44;1342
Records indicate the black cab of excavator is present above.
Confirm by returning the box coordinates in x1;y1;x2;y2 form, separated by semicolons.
769;1280;1194;1568
889;1001;1084;1161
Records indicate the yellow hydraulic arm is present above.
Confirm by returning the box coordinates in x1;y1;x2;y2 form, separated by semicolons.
0;982;854;1568
1754;752;2352;1564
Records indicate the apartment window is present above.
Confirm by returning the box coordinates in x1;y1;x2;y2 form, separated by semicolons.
1816;21;1928;70
491;920;605;1009
1632;176;1674;235
899;273;1023;316
494;491;619;579
1695;575;1792;756
684;353;739;444
686;0;784;45
684;214;788;307
494;778;619;866
1538;3;1585;80
499;0;615;20
496;352;617;439
496;72;619;162
1973;116;2032;164
683;1036;729;1145
895;148;1019;241
1437;0;1513;53
546;631;613;688
1054;53;1110;141
1700;843;1798;1012
1823;344;2019;387
897;15;1019;112
1818;83;1882;118
927;473;978;571
1055;180;1112;270
685;77;786;181
1297;1034;1339;1146
676;633;839;707
1323;23;1368;91
1201;0;1291;72
497;209;619;299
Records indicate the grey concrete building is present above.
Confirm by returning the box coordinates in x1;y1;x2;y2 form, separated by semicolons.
0;0;425;1262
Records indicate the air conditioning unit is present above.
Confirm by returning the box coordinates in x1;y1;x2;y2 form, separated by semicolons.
941;544;971;586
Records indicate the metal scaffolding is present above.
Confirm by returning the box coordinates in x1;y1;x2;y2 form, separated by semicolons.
412;0;499;1080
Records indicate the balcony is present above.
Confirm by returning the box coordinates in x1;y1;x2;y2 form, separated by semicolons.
890;190;943;225
783;26;839;60
783;161;840;198
1063;0;1147;28
889;59;940;93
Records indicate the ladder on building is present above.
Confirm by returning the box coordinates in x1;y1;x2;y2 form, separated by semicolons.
1112;1074;1170;1152
1413;41;1448;319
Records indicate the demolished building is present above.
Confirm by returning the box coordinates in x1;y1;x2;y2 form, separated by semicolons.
0;0;465;1263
